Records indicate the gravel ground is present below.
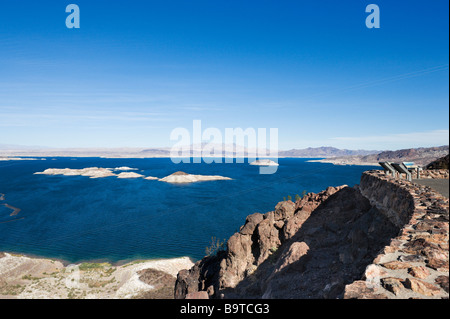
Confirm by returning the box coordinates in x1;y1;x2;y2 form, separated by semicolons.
413;179;449;198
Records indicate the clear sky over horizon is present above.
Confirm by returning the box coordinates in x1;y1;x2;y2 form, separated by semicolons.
0;0;448;151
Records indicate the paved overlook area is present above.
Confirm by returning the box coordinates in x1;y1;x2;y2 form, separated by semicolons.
414;179;449;199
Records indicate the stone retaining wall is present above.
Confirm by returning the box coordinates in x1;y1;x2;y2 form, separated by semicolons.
383;169;449;180
413;169;449;179
344;171;449;299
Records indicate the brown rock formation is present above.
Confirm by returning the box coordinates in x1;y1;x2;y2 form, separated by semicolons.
174;169;449;299
174;183;401;299
381;277;404;296
435;276;449;293
343;281;387;299
135;269;177;299
403;278;441;296
426;154;450;170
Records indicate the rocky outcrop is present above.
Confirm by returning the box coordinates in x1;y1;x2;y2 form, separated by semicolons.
174;170;449;299
426;154;450;170
256;186;398;299
174;186;344;298
174;184;400;298
174;251;225;299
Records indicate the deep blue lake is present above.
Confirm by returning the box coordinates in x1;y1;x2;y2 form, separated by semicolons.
0;157;377;264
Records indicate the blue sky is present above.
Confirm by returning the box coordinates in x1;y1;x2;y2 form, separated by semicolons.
0;0;448;150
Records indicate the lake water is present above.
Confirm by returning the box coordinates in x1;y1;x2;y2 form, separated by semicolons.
0;157;377;264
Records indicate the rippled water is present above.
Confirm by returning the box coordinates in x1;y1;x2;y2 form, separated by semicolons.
0;157;377;263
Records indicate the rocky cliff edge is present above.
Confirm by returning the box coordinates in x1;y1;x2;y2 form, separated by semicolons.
174;170;449;299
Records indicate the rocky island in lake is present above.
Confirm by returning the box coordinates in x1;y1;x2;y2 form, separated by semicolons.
34;168;231;184
116;172;145;179
249;159;279;166
159;171;232;184
34;167;117;178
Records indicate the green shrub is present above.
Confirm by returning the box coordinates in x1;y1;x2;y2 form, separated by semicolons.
205;237;227;257
79;263;108;271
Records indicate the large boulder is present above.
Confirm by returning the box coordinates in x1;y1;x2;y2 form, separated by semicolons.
254;219;281;265
239;213;264;235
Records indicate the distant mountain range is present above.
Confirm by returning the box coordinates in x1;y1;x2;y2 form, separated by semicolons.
1;144;448;167
279;147;380;158
310;145;449;166
0;144;378;158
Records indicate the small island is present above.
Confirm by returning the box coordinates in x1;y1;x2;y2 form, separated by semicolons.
249;159;279;166
35;167;149;179
34;167;116;178
159;171;232;184
116;172;145;179
114;167;138;171
0;157;43;161
33;168;230;183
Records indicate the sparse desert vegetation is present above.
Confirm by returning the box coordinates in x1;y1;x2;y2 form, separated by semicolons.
0;253;193;299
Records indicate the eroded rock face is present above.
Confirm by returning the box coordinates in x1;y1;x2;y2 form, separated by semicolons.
174;171;449;299
273;242;309;274
219;233;254;289
426;155;449;170
174;252;225;299
256;187;398;299
239;213;264;235
174;267;201;299
174;185;382;299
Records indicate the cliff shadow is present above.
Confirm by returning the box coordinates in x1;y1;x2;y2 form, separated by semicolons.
229;186;401;299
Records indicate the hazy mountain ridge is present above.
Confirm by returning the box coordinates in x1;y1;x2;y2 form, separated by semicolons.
0;144;379;158
0;145;447;164
426;154;450;170
279;147;380;158
312;145;449;166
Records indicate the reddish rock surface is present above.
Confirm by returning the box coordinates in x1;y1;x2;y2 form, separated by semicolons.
174;170;449;299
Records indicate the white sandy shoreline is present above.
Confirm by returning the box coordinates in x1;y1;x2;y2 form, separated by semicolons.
0;251;195;299
306;159;380;166
0;250;194;267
